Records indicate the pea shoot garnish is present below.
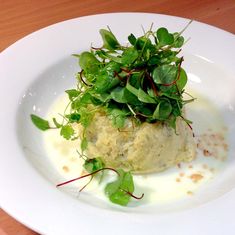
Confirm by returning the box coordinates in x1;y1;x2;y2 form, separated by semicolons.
31;22;194;206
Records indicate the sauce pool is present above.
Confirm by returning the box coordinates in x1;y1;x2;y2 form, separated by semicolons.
44;90;228;206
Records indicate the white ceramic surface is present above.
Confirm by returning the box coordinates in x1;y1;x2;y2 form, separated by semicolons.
0;13;235;235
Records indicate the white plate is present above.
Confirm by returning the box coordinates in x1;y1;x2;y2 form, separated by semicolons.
0;13;235;235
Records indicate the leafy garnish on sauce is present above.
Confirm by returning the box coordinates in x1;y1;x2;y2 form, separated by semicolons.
30;114;51;131
57;157;144;206
105;169;135;206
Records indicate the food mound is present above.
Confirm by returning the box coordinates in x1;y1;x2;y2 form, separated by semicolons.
31;23;196;206
84;111;195;173
74;26;196;173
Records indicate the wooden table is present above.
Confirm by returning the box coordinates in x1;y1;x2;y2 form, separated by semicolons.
0;0;234;234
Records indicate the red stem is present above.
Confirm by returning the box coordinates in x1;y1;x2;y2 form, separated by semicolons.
56;167;119;187
79;70;92;87
162;57;183;87
79;175;94;192
145;71;158;96
91;46;103;50
114;71;124;81
121;189;144;200
180;115;195;137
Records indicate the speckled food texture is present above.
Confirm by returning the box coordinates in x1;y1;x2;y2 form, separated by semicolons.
83;111;196;173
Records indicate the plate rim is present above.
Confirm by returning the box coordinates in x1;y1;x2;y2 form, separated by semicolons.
0;12;235;235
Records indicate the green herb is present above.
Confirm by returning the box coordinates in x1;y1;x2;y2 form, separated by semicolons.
52;117;62;128
60;124;75;140
70;22;193;135
65;89;80;100
57;158;144;206
30;114;51;131
99;28;120;50
83;157;104;173
31;23;194;141
105;169;134;206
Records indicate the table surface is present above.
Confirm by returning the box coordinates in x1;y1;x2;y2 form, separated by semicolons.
0;0;235;234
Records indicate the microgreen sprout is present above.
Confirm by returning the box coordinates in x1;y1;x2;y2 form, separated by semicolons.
56;167;119;187
56;164;144;206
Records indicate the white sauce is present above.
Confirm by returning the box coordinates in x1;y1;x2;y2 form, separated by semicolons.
44;91;228;206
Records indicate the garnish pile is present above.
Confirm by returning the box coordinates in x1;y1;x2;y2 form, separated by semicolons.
31;23;193;206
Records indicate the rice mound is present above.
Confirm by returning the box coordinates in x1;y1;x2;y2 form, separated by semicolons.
82;111;196;174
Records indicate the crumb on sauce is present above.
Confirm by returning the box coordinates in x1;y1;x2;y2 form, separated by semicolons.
202;164;208;169
189;173;204;183
197;131;228;161
62;165;69;172
177;163;181;168
203;149;212;157
187;191;193;195
179;172;185;177
210;167;215;172
176;178;181;182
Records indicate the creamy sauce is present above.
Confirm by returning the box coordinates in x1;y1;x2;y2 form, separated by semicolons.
44;91;228;206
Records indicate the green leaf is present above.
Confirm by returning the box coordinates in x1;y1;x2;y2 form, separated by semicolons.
156;27;174;46
83;158;104;173
94;62;121;93
128;33;136;45
72;92;92;109
126;82;156;104
79;52;100;73
93;93;111;103
65;113;81;123
135;104;153;116
81;137;88;151
52;117;62;128
176;68;187;91
135;36;152;51
105;61;121;74
153;99;172;120
160;91;181;100
110;87;139;104
79;93;92;105
137;88;157;104
121;47;138;65
173;33;184;48
99;29;120;50
65;89;80;100
110;87;127;103
175;36;184;48
108;109;128;128
167;115;177;130
152;64;178;85
126;81;139;97
30;114;50;131
95;74;120;93
60;125;75;140
148;55;161;66
172;99;182;117
105;169;134;206
78;107;94;128
96;50;122;63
